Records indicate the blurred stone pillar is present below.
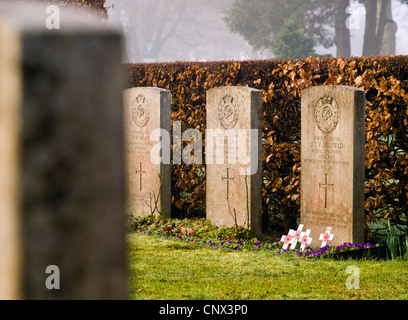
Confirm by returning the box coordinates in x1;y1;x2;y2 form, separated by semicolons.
0;2;127;299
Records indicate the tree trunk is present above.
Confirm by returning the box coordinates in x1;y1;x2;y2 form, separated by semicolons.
375;0;389;55
334;0;351;57
363;0;396;56
380;0;397;55
363;0;378;56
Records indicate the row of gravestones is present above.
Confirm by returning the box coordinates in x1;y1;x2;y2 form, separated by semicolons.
0;2;366;299
124;84;366;250
123;86;263;235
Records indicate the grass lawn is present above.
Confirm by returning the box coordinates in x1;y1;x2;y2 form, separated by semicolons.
128;232;408;300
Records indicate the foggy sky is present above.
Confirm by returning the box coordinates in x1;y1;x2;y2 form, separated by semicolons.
105;0;408;62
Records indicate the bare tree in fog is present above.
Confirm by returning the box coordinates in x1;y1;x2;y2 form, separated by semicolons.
331;0;400;57
361;0;399;56
109;0;266;62
112;0;186;62
334;0;351;57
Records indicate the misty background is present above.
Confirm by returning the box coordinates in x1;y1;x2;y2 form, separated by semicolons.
104;0;408;63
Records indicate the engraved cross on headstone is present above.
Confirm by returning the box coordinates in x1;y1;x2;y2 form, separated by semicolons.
135;162;146;191
319;173;333;208
222;167;234;200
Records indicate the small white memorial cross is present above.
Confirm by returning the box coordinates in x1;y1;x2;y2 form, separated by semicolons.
299;229;312;252
319;227;334;247
280;229;295;250
290;224;304;250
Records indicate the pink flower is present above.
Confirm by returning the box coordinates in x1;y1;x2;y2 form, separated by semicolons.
284;235;292;244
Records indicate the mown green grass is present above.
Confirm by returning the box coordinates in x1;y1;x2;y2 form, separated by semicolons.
129;233;408;300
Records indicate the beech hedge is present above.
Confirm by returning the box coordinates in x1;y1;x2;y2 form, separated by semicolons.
126;55;408;238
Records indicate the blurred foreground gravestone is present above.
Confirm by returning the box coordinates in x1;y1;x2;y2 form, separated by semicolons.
0;2;127;299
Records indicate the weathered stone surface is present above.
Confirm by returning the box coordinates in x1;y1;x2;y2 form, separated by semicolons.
123;87;171;218
206;86;262;236
0;2;127;299
300;85;366;247
0;13;22;301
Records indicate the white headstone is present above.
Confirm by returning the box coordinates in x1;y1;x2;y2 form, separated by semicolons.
206;86;262;236
301;85;366;246
123;87;171;218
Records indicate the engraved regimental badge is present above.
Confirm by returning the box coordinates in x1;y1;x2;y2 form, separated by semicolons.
132;94;150;127
218;95;239;129
314;94;339;133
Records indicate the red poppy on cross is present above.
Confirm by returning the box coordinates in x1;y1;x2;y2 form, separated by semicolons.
290;224;304;250
280;229;295;250
299;229;312;252
319;227;334;247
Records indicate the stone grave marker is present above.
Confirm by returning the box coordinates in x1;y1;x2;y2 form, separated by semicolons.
206;86;262;235
301;85;366;247
123;87;171;218
0;2;126;299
